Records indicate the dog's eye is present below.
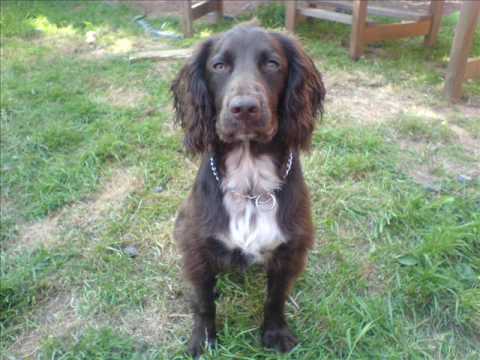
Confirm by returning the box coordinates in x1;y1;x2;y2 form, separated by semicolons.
212;62;227;72
265;60;280;71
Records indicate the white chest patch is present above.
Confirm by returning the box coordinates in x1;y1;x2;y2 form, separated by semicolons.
218;145;286;263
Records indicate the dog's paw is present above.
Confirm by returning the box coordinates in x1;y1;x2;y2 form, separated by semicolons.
261;326;298;353
188;332;216;359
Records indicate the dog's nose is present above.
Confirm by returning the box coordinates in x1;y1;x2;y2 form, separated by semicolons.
229;96;260;122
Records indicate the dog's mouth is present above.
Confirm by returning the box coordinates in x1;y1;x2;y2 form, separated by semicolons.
217;117;277;143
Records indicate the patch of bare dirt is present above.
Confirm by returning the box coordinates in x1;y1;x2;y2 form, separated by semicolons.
33;35;85;56
435;102;480;124
120;297;190;345
33;34;130;62
361;263;385;295
37;29;167;61
441;159;480;180
17;215;61;251
404;162;442;189
399;139;480;188
6;293;83;359
8;168;143;253
69;168;144;227
323;67;479;189
7;283;189;359
100;86;147;109
94;169;141;213
325;71;405;123
77;47;109;60
6;169;145;357
152;58;179;76
323;70;457;125
448;124;480;157
321;62;479;127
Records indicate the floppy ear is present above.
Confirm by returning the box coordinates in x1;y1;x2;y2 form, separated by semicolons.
272;33;326;151
171;39;216;154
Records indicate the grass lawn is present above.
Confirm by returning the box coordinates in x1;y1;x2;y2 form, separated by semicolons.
1;1;479;359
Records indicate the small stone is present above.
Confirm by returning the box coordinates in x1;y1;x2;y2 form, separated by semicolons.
154;186;164;193
424;184;441;193
124;245;139;258
85;31;97;45
457;174;472;184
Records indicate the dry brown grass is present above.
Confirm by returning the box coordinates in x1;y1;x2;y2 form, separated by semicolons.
7;168;143;252
5;168;145;358
7;293;83;359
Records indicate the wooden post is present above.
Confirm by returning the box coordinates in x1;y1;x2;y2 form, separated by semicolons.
424;0;444;46
444;1;480;102
211;0;224;23
286;1;297;32
350;0;368;60
464;58;480;80
182;0;193;38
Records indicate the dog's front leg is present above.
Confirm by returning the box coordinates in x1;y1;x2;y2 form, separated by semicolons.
261;270;298;352
262;248;307;353
189;274;217;358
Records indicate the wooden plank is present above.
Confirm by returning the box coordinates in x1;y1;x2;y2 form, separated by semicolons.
350;0;368;60
299;7;352;25
207;0;224;23
182;0;193;38
129;48;194;63
213;0;224;23
191;0;216;21
318;0;426;20
363;19;431;43
424;0;444;46
464;58;480;80
286;0;297;31
445;1;480;101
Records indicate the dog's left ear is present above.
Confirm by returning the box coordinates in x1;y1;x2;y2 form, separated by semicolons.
272;33;326;151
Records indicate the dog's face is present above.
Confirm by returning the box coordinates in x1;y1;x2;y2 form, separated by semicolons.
207;27;288;143
171;25;325;153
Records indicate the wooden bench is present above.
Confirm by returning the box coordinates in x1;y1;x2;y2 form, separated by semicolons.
182;0;223;37
286;0;445;60
444;1;480;102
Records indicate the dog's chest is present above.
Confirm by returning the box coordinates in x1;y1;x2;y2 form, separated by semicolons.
218;147;286;263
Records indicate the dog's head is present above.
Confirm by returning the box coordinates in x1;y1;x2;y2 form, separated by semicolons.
171;25;325;154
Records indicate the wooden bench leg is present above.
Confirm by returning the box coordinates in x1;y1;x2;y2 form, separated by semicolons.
211;0;224;23
286;0;297;32
350;0;368;60
424;0;444;46
444;1;480;102
182;0;193;38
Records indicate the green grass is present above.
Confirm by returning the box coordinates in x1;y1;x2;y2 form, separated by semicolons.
394;114;456;143
40;327;149;360
1;1;479;359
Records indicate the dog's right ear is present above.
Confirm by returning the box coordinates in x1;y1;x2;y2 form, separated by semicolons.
171;39;216;154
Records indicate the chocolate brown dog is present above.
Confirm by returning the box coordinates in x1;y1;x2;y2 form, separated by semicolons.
171;24;325;358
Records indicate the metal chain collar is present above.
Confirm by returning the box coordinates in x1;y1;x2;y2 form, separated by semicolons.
209;151;294;211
